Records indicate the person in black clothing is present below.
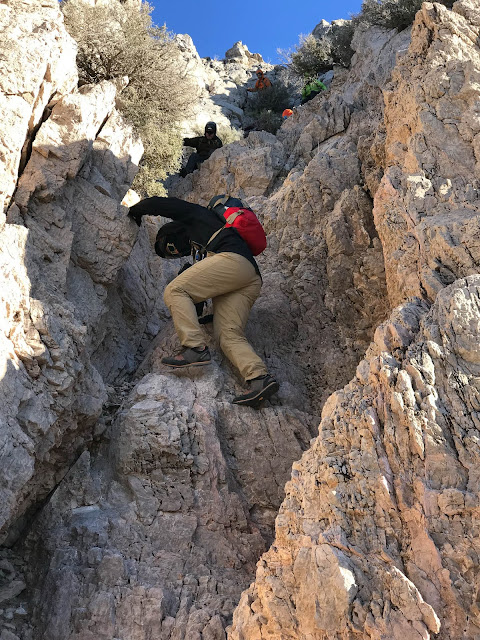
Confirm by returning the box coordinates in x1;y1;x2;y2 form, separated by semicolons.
128;196;279;408
180;121;223;177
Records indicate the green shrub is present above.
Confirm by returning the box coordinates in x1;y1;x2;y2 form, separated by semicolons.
288;34;333;79
244;80;292;135
61;0;195;196
251;110;283;135
330;22;355;68
218;124;244;145
283;21;354;81
356;0;454;31
247;81;292;114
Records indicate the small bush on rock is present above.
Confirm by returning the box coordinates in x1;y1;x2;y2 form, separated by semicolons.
245;80;292;135
287;34;332;78
330;21;355;68
252;110;283;135
248;81;292;114
218;124;244;145
283;21;355;80
61;0;195;195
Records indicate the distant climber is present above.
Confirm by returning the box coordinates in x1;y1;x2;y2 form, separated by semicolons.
301;77;326;105
247;68;272;92
128;196;279;408
282;108;293;119
180;122;223;177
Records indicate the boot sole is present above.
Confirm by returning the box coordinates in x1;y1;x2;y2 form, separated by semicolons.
162;360;211;368
233;380;279;407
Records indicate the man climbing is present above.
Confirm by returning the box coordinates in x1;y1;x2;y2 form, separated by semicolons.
180;121;223;177
128;196;279;408
301;77;326;105
247;68;272;93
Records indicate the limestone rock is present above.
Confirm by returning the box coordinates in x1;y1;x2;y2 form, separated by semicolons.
224;42;263;65
374;0;480;307
231;274;480;639
16;363;316;639
0;0;78;215
171;34;280;135
0;0;144;544
3;1;480;640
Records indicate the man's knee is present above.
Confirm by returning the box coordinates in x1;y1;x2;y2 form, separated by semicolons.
165;277;195;308
164;280;178;308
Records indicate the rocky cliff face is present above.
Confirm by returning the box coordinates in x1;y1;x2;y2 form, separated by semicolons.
229;2;480;639
173;36;277;135
1;1;480;640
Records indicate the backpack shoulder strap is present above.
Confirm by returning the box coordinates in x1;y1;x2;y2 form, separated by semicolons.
204;207;244;250
225;209;244;224
204;224;225;250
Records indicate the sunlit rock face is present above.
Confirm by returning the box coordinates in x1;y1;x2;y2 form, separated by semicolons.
374;1;480;308
0;0;143;545
174;35;279;134
230;1;480;639
0;0;78;215
2;0;480;639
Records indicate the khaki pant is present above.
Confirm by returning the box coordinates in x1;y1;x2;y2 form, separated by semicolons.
164;252;267;381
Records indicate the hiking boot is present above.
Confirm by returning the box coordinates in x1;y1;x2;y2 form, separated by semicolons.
232;374;279;408
162;346;211;368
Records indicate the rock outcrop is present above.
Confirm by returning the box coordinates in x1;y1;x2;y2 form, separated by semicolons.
0;0;143;544
229;2;480;639
1;0;480;639
375;1;480;307
174;35;276;133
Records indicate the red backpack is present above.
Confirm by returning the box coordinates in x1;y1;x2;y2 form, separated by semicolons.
207;195;267;256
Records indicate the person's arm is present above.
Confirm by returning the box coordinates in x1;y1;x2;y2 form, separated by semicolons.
265;78;272;87
183;136;200;149
128;197;199;226
216;137;223;148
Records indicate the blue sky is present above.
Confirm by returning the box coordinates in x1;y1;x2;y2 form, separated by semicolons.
151;1;363;64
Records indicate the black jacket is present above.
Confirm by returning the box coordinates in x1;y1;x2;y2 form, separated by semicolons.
183;135;223;159
129;197;260;275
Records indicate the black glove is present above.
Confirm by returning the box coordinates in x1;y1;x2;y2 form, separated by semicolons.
128;204;144;226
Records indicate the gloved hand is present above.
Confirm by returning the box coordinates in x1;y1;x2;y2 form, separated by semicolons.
128;203;144;226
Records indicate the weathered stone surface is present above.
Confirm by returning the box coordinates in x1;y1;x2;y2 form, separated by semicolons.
3;1;480;639
374;0;480;307
0;0;144;546
0;0;78;215
16;362;315;639
225;42;263;65
230;275;480;639
173;36;275;134
229;4;480;638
